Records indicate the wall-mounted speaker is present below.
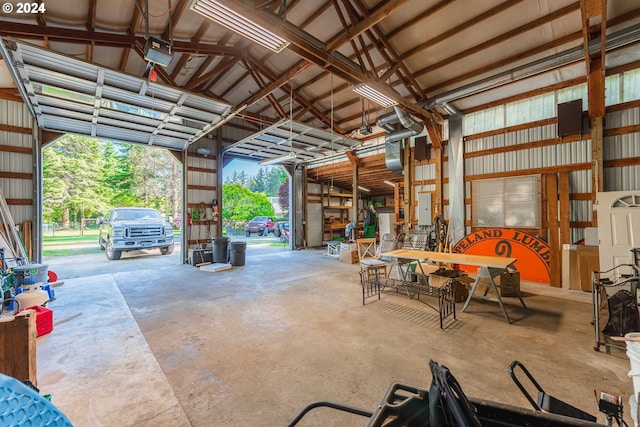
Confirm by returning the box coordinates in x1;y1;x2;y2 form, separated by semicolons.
557;99;584;137
414;136;431;161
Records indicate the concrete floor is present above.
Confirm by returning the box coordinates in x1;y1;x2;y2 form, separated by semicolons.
35;246;635;426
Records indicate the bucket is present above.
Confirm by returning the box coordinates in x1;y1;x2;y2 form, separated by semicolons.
229;241;247;266
12;264;49;287
213;237;230;263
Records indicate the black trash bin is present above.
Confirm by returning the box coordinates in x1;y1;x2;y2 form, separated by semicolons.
229;241;247;266
213;237;230;263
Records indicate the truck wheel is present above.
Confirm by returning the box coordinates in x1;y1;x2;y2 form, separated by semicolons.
106;241;122;260
98;236;106;250
274;226;281;238
160;244;174;255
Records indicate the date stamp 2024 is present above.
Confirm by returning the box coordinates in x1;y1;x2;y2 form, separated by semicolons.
3;2;47;14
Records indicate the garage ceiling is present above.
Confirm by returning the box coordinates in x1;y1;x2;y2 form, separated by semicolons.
0;37;232;150
223;118;361;164
0;0;639;193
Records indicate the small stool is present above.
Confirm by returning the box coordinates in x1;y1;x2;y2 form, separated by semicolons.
324;241;341;257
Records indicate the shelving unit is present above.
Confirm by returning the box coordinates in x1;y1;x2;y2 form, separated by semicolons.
323;191;353;241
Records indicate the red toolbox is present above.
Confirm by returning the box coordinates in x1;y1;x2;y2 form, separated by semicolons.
19;306;53;337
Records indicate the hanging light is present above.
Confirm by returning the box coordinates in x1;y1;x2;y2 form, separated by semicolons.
353;83;398;108
191;0;290;53
259;152;296;165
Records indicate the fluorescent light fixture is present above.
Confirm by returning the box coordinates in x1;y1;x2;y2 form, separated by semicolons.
384;180;396;187
358;185;371;192
259;152;296;166
353;83;398;108
191;0;290;53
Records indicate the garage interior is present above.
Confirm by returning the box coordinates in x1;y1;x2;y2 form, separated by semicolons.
1;0;640;426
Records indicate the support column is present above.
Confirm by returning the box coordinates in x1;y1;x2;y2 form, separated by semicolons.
447;114;465;246
403;139;412;231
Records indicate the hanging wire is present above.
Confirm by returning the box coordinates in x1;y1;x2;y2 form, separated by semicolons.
289;84;294;154
330;73;334;191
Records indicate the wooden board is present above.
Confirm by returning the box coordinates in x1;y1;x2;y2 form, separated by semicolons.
199;263;232;272
381;249;517;270
0;310;37;385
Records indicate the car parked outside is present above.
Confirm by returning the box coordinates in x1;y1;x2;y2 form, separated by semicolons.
245;216;275;236
98;207;174;260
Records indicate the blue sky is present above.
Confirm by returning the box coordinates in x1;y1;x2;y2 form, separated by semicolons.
222;158;265;179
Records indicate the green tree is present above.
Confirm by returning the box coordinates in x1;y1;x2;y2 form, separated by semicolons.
246;166;287;197
265;167;287;197
225;170;250;186
278;178;289;217
222;183;274;230
126;144;180;216
43;135;109;225
249;168;267;194
101;141;140;208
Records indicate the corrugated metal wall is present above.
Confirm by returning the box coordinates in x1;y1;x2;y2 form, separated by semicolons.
0;98;36;228
413;80;640;244
604;106;640;191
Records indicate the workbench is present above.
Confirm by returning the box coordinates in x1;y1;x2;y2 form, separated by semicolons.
380;249;525;324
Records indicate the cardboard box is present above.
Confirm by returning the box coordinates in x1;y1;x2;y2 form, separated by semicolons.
425;268;472;302
340;242;356;252
339;249;358;264
576;245;599;292
428;268;466;288
562;244;579;290
478;271;520;297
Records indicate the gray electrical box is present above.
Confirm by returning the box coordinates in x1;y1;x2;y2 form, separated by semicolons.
418;193;432;226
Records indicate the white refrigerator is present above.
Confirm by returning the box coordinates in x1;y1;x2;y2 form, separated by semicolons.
378;213;395;237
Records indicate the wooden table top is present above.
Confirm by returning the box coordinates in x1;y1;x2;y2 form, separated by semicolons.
380;249;517;270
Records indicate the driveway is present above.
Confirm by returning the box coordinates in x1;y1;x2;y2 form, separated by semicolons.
44;236;290;280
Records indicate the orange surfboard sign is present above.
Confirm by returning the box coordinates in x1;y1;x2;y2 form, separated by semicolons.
452;228;551;284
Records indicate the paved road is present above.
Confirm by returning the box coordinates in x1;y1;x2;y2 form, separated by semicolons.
44;236;290;280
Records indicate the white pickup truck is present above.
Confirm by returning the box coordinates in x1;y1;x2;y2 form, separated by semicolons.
98;207;174;260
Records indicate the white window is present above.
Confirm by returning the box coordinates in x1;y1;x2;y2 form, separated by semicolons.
472;175;541;228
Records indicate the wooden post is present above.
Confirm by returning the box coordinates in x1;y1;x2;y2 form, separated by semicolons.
0;310;37;385
559;172;570;246
434;147;443;217
547;173;561;287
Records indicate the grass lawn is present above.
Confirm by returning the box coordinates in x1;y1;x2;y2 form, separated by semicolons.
42;229;102;257
42;229;181;257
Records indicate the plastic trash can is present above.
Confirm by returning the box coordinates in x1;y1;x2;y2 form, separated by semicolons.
229;241;247;266
213;237;230;263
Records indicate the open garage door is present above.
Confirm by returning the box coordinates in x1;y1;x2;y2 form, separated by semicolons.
0;37;232;150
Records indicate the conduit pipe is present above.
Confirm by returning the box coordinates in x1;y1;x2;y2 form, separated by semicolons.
423;22;640;109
